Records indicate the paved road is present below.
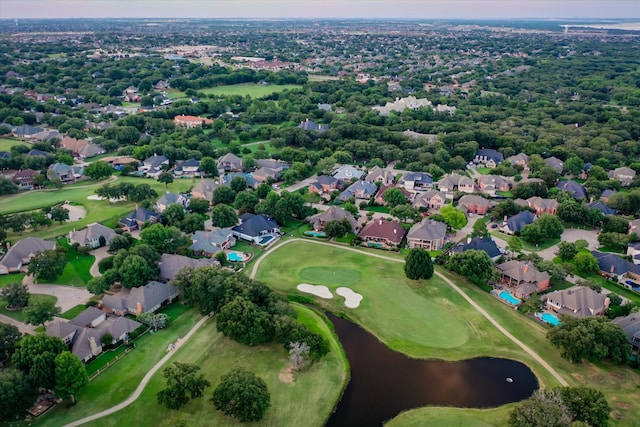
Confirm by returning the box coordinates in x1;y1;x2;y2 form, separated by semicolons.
280;174;317;193
0;314;36;334
21;280;93;312
63;315;210;427
250;238;568;387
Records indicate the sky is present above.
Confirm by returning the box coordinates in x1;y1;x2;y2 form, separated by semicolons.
0;0;638;20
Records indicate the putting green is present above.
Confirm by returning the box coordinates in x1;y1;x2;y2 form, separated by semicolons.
299;266;362;286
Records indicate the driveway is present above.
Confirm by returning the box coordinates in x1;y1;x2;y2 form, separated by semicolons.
281;175;317;193
537;228;599;261
90;246;110;277
25;283;92;312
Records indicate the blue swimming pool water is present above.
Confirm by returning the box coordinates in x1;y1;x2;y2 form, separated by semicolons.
537;312;561;326
305;231;326;237
498;291;521;305
259;235;274;245
227;252;243;262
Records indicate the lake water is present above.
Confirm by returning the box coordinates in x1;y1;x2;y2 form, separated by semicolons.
325;313;538;426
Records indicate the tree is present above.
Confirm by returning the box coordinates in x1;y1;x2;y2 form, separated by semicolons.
602;215;629;234
382;187;407;208
128;183;158;202
490;199;522;221
0;282;30;309
158;172;174;187
213;186;237;205
83;161;113;180
137;312;170;331
216;296;274;346
509;389;571;427
211;204;239;228
212;368;270;422
559;387;610;427
324;219;352;238
50;205;70;223
521;214;564;245
157;362;211;410
199;156;217;176
188;197;210;215
0;176;19;196
108;234;131;253
181;213;205;234
471;219;489;238
390;204;421;222
288;341;310;370
86;276;110;294
597;232;629;251
439;205;467;231
563;156;584;176
230;176;248;193
506;236;523;256
234;191;259;213
24;298;61;327
162;203;185;227
117;254;157;288
54;351;88;404
0;369;37;422
140;223;186;254
316;157;336;175
547;316;629;364
447;250;497;287
404;248;434;280
12;334;66;381
0;323;21;360
557;199;585;224
556;241;577;261
27;249;68;281
574;252;599;274
7;214;27;233
31;351;58;389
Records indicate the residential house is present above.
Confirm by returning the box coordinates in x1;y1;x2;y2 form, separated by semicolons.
413;190;446;210
332;164;364;181
375;184;412;205
220;172;259;190
308;175;342;196
59;136;104;159
372;96;433;116
189;229;236;256
173;115;213;128
12;169;40;191
358;219;407;248
338;180;378;202
402;130;438;143
401;172;434;192
252;166;281;184
406;219;447;250
139;154;169;178
307;206;358;232
527;197;559;216
629;218;640;236
591;250;640;281
256;159;290;172
119;208;161;232
12;124;45;139
158;253;219;282
192;179;219;205
626;242;640;266
608;167;636;187
556;181;588;200
26;148;49;158
545;156;564;174
123;86;141;102
0;237;56;274
600;189;617;203
541;286;610;318
437;173;475;193
587;201;615;216
457;194;495;215
477;175;510;196
101;156;138;170
46;308;141;363
231;213;280;245
450;236;502;262
501;210;536;235
47;163;84;183
173;158;201;178
496;260;551;298
365;166;395;186
474;149;504;168
102;280;180;316
156;192;189;213
217;153;243;174
298;118;329;132
68;223;117;249
612;313;640;356
506;153;529;169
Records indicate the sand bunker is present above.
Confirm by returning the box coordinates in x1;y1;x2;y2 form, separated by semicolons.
87;195;104;200
63;204;86;222
336;287;363;308
297;284;333;299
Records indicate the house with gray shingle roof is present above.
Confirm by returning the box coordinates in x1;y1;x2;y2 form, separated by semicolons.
609;167;636;186
298;118;329;132
450;236;502;262
541;286;609;318
613;313;640;355
591;250;640;281
407;219;447;250
217;153;243;174
119;208;161;231
501;210;536;235
192;179;219;205
413;190;446;210
474;149;504;168
156;192;189;213
401;172;434;192
68;223;117;249
497;260;550;298
587;201;616;216
102;281;180;316
0;237;56;274
365;166;395;186
545;156;564;174
337;180;377;201
47;162;84;183
231;213;280;244
158;253;219;282
332;165;364;181
189;229;236;256
556;180;587;200
307;206;358;232
139;154;169;178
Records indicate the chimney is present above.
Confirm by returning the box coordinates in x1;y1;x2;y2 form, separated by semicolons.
393;228;397;234
136;302;143;316
379;219;383;225
467;237;472;244
523;263;529;273
89;336;101;356
610;265;615;274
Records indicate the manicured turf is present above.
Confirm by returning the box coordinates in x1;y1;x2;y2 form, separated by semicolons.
82;305;347;427
60;304;88;320
299;266;362;286
199;83;302;98
0;272;25;287
0;137;28;151
0;294;57;323
387;406;513;427
50;238;95;286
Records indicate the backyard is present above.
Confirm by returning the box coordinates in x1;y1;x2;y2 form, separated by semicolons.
0;137;28;151
50;238;95;286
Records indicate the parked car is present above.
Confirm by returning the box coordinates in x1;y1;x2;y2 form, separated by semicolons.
490;223;498;228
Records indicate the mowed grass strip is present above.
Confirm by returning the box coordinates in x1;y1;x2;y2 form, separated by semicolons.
87;304;347;427
387;405;514;427
299;266;362;286
199;83;302;98
0;137;28;151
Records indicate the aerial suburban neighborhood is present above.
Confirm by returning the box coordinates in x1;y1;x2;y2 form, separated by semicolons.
0;11;639;427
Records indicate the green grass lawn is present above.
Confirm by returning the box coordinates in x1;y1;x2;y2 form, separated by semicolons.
387;405;514;427
476;167;492;175
80;304;346;427
0;294;57;323
59;304;88;320
200;83;302;98
490;231;559;253
0;272;25;287
364;205;391;213
496;190;513;198
0;137;28;151
50;238;95;286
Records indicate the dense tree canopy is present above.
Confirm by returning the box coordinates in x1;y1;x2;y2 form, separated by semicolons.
157;362;210;410
212;368;271;422
404;248;434;280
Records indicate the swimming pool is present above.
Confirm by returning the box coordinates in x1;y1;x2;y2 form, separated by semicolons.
536;312;561;326
259;235;275;245
304;231;326;238
498;291;521;305
227;252;244;262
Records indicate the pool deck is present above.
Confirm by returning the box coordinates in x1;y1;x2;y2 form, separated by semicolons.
490;289;521;307
225;250;253;263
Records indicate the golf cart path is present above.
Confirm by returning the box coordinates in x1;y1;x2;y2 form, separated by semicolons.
62;315;209;427
250;238;568;387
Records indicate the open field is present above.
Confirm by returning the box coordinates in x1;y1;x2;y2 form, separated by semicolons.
0;137;28;151
199;83;302;98
71;305;347;427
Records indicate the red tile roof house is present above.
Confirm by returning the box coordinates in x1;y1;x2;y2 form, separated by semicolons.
457;194;495;215
358;219;407;249
496;260;550;298
173;115;214;128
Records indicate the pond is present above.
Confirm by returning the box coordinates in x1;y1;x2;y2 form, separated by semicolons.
325;313;538;427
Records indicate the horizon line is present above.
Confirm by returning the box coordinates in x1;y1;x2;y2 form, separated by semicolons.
2;17;640;21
